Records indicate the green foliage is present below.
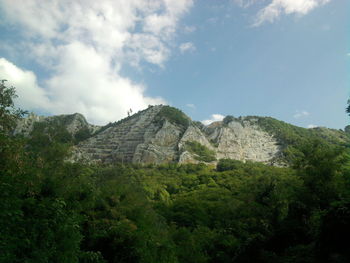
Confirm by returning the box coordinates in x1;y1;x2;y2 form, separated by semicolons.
0;79;26;133
217;158;243;171
243;116;350;163
193;121;205;130
255;116;315;146
74;127;92;143
0;140;83;263
222;115;235;125
2;87;350;262
185;141;216;162
156;106;190;128
28;116;93;145
2;138;350;262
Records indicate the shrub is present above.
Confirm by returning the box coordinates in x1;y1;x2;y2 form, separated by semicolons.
217;158;243;171
157;106;190;128
185;141;216;162
223;115;235;125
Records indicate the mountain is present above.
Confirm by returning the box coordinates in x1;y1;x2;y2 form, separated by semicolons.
15;105;350;166
13;112;100;141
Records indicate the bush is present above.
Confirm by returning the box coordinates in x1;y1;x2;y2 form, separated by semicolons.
156;106;190;128
223;115;235;125
217;158;243;171
185;141;216;162
75;127;91;143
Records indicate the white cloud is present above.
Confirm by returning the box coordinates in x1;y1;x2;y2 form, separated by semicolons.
293;110;310;119
253;0;331;26
234;0;332;26
202;114;225;125
127;33;171;66
179;42;196;53
183;25;196;33
0;54;164;125
307;124;318;128
233;0;259;8
0;0;193;124
186;103;196;109
0;58;50;111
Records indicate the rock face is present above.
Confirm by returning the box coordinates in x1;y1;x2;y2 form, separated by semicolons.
204;119;281;164
69;105;282;165
13;113;46;136
70;106;184;164
13;112;100;137
15;105;349;166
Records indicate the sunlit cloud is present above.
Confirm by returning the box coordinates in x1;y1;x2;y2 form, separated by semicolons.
186;103;196;109
234;0;332;26
183;25;196;33
293;110;310;119
202;114;225;125
179;42;196;54
0;0;193;124
255;0;331;26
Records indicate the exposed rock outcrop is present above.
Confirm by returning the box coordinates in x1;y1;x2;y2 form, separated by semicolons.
206;120;281;163
13;112;100;137
69;105;282;165
15;105;349;166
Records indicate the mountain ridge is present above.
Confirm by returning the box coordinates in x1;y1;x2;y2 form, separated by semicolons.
14;105;350;166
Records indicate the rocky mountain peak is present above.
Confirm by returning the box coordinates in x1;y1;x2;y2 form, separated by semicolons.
69;105;285;165
14;105;350;166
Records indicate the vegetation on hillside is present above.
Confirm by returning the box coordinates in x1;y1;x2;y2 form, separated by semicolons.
185;141;216;162
222;115;236;125
29;119;92;145
156;106;190;129
238;116;349;163
0;80;27;132
1;82;350;262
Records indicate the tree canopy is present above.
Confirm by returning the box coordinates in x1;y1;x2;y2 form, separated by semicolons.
1;84;350;262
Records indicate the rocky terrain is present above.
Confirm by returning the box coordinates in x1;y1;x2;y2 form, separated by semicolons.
14;105;350;165
14;112;100;137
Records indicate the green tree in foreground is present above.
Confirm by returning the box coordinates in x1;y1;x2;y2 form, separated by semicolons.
1;82;350;263
0;81;87;263
0;80;26;133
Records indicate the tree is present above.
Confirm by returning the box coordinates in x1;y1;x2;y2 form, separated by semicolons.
0;79;27;172
0;82;85;262
0;79;26;133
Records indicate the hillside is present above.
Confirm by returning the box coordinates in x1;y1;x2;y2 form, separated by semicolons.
15;105;350;166
3;82;350;262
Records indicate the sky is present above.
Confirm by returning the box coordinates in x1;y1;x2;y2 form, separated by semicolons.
0;0;348;129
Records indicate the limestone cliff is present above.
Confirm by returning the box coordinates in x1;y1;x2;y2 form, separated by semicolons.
69;106;286;165
15;105;350;166
13;112;100;138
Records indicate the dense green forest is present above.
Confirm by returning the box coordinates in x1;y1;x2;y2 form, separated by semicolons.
1;81;350;263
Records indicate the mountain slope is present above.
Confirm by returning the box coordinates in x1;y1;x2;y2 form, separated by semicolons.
15;106;350;165
13;112;100;143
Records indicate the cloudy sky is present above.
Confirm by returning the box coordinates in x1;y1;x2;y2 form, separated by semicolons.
0;0;348;128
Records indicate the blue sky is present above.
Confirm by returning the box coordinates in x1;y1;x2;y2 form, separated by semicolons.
0;0;349;129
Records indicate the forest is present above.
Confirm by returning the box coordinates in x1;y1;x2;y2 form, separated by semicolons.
1;81;350;263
